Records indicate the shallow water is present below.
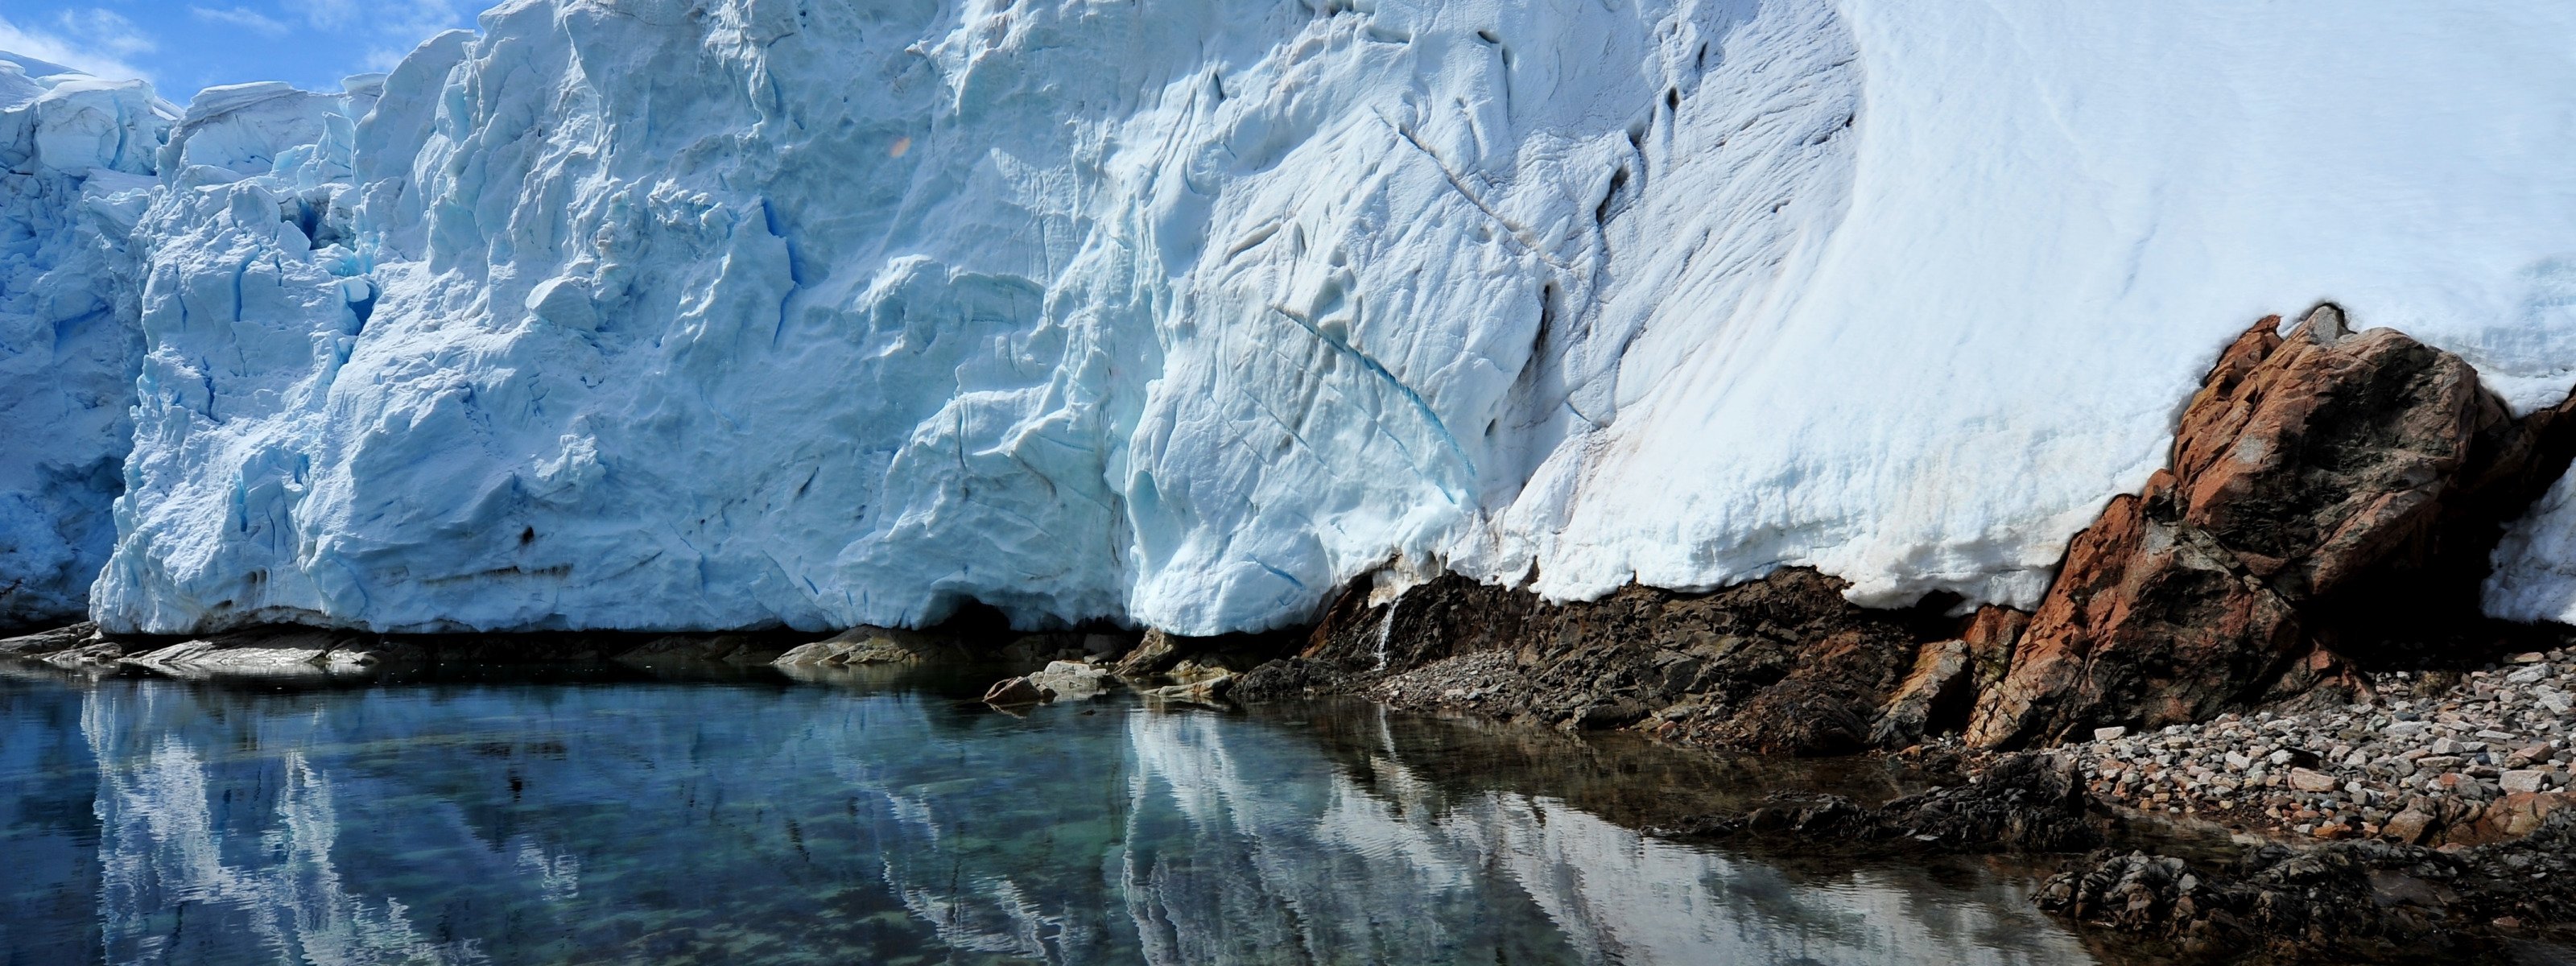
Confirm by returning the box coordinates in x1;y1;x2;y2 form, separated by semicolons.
0;662;2111;965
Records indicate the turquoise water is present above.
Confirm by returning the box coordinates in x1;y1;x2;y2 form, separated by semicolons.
0;663;2103;965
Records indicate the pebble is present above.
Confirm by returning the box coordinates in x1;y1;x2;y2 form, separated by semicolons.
2070;648;2576;840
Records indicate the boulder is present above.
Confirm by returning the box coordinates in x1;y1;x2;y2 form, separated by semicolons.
1113;629;1185;676
2289;768;2340;793
1026;660;1110;700
1971;308;2576;747
2382;805;2438;844
2449;791;2571;845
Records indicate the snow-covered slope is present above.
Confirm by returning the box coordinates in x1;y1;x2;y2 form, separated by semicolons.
30;0;2576;634
0;53;167;625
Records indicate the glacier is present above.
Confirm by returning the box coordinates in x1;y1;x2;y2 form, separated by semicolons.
0;53;166;626
8;0;2576;634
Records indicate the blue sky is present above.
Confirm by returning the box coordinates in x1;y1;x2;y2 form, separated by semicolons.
0;0;480;101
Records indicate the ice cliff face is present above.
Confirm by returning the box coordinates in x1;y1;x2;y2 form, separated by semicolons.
0;54;167;625
14;0;2576;634
83;0;1868;634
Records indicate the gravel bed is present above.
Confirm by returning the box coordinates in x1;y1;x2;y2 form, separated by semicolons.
2070;648;2576;840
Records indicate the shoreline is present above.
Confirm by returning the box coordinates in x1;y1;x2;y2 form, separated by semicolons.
11;617;2576;962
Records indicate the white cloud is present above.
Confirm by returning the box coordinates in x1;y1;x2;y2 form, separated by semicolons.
190;6;294;38
282;0;359;31
0;11;153;84
53;10;156;58
289;0;463;41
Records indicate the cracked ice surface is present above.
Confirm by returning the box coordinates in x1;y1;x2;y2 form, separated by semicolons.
35;0;2576;634
0;53;166;625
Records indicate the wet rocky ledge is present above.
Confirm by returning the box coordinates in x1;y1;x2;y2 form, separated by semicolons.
14;308;2576;962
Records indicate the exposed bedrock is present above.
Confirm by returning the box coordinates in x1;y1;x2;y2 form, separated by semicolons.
1970;306;2576;748
1265;308;2576;757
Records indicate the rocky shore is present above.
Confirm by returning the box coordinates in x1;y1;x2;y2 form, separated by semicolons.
2070;650;2576;847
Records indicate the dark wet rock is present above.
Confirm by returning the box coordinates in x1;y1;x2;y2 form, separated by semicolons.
1289;568;1940;756
1660;752;2099;854
616;633;789;666
1880;752;2099;852
2029;799;2576;960
2037;841;2471;961
1973;308;2576;749
1229;657;1354;701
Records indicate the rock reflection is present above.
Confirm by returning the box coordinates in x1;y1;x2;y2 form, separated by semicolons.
4;672;2099;964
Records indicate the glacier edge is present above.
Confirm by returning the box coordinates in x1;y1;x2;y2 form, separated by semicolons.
0;0;2573;634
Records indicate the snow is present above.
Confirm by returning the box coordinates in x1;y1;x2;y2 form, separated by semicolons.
0;52;167;625
2489;477;2576;625
6;0;2576;634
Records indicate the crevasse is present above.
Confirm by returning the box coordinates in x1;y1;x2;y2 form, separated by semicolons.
6;1;2576;635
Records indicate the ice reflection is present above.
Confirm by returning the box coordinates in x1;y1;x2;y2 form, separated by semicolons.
1115;710;2088;966
83;686;485;964
1;671;2102;964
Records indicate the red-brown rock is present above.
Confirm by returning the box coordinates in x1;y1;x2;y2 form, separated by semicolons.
1971;307;2576;748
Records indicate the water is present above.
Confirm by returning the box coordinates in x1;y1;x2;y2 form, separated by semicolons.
0;662;2109;965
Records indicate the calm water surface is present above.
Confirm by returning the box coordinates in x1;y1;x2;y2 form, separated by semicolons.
0;661;2110;965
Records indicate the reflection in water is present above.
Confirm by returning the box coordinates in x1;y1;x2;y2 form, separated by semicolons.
0;669;2101;964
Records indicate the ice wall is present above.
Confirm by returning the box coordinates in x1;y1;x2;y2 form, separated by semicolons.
55;0;2576;634
0;54;167;626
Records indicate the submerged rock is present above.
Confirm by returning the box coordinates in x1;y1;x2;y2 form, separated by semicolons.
1144;674;1233;704
118;627;414;679
774;626;963;668
981;676;1046;707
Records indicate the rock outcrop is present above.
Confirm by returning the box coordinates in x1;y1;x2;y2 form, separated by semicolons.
1970;307;2576;748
